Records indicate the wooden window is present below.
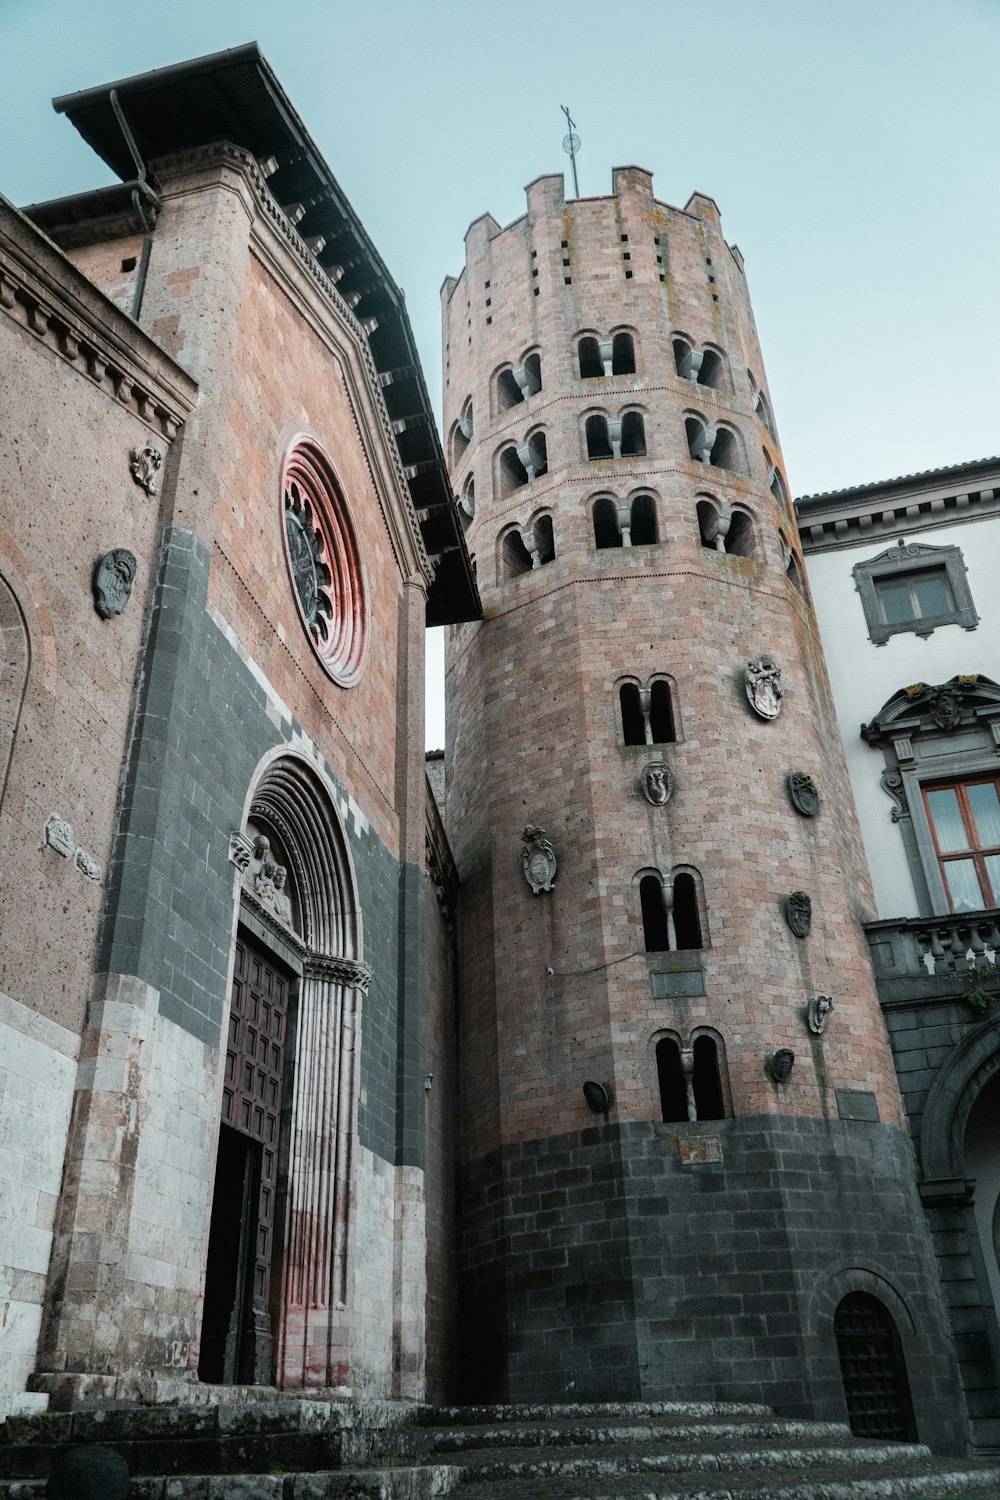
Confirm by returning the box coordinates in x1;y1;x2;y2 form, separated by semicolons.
875;568;953;627
923;777;1000;912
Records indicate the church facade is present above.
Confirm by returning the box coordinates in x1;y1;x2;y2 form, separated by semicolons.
0;43;993;1459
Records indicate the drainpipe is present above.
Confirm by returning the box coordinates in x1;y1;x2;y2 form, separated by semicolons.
109;89;157;321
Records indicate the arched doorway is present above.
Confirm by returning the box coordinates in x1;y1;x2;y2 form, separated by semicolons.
964;1069;1000;1323
834;1291;916;1440
199;755;369;1388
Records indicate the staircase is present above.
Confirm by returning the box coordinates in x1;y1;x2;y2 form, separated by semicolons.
3;1398;1000;1498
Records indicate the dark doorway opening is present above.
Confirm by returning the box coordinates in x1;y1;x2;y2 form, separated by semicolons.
199;931;291;1385
834;1291;917;1441
199;1124;261;1384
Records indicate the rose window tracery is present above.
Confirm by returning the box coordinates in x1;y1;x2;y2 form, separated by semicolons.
280;438;369;686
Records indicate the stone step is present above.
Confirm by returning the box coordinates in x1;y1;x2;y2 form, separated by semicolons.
416;1401;775;1426
455;1467;1000;1500
0;1465;461;1499
424;1419;853;1452
440;1440;937;1481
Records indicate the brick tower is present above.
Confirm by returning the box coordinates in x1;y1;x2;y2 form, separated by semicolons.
440;167;962;1445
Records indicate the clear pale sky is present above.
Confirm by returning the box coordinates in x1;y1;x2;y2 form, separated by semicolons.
2;0;996;747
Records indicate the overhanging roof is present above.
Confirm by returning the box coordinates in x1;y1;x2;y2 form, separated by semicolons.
50;43;480;626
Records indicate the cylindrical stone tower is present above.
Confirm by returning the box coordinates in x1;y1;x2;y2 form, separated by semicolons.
440;167;961;1445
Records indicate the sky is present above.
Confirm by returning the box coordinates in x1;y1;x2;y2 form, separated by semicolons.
1;0;997;747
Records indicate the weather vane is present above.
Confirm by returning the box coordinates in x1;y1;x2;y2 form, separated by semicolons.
561;105;581;198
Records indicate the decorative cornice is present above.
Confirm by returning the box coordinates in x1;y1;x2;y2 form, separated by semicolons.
796;459;1000;555
153;143;434;587
0;195;197;437
303;953;372;992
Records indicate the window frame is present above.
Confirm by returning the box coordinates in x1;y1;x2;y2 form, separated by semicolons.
922;776;1000;913
853;541;978;646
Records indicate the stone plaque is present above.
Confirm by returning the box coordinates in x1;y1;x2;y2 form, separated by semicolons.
836;1088;880;1122
676;1135;723;1165
786;890;812;938
651;969;706;999
44;813;75;858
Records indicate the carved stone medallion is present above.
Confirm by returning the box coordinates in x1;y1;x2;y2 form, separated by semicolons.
807;994;834;1035
93;548;137;619
930;682;964;731
745;654;783;719
44;813;75;858
130;442;163;495
786;890;812;938
766;1048;795;1083
787;771;820;817
521;824;557;894
640;761;673;806
75;848;101;882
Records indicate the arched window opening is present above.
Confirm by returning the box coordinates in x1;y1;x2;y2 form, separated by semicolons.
699;348;725;391
640;875;670;953
673;872;702;950
685;415;712;464
620;683;645;745
620;411;646;457
578;336;603;379
630;494;658;545
786;547;807;596
834;1293;916;1442
649;680;675;744
525;432;548;479
452;421;470;467
656;1038;688;1124
586;414;613;460
771;465;790;509
727;509;755;558
755;390;776;439
502;528;533;579
673;337;694;380
532;514;555;567
521;351;542;394
697;499;724;551
499;445;529;497
692;1036;725;1120
711;426;741;473
496;368;523;410
612;331;636;375
593;497;621;550
459;478;475;532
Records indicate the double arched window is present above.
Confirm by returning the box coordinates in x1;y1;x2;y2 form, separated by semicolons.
619;678;675;745
673;335;729;392
654;1031;728;1123
497;429;548;497
696;495;756;557
577;329;637;378
493;351;542;413
637;869;704;953
685;414;746;475
499;512;555;578
592;492;659;549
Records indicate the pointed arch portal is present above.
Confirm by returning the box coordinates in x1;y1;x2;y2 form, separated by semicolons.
200;754;370;1389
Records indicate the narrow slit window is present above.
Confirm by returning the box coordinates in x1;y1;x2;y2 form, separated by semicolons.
640;875;670;953
620;683;645;745
578;337;603;379
630;494;658;545
656;1038;687;1123
692;1036;725;1120
593;497;621;550
612;331;636;375
649;681;675;744
672;872;702;949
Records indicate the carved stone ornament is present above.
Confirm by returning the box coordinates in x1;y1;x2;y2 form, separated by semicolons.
787;771;820;818
880;769;909;823
229;830;255;871
304;954;373;993
786;890;812;938
44;813;75;858
807;994;834;1035
766;1048;795;1083
75;848;101;882
930;682;964;731
521;825;557;894
130;442;164;495
93;548;137;619
244;834;293;926
745;654;783;720
640;761;674;806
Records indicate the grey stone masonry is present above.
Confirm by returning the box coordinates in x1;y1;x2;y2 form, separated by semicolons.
867;910;1000;1450
457;1116;966;1455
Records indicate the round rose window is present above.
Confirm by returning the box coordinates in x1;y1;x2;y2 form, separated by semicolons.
280;437;369;686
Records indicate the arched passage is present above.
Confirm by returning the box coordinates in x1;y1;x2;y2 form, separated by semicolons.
201;753;368;1390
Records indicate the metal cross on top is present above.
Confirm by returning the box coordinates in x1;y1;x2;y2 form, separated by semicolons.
560;105;581;198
